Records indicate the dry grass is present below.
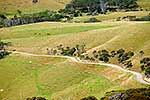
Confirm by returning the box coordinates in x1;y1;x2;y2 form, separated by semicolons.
72;11;150;22
1;21;149;72
0;0;149;14
0;0;70;14
0;54;146;100
138;0;150;10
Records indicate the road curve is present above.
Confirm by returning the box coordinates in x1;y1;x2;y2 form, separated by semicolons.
12;51;150;85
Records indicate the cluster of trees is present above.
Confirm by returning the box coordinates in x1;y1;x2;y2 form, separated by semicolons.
0;41;11;59
139;51;150;78
26;97;46;100
64;0;139;15
0;10;73;27
47;45;134;68
47;44;86;57
91;49;134;68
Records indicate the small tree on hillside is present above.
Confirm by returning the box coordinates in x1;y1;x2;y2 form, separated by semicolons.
139;50;144;58
81;96;98;100
32;0;38;4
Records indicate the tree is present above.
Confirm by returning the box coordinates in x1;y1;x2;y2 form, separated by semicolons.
0;41;11;59
110;50;116;57
117;48;125;57
124;60;133;68
115;0;138;10
26;97;46;100
65;0;139;14
145;67;150;78
81;96;98;100
139;50;144;58
140;57;150;64
98;49;110;62
32;0;38;4
140;65;145;71
93;50;98;58
0;14;7;19
17;10;22;16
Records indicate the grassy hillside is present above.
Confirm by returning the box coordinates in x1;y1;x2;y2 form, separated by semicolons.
138;0;150;10
0;21;150;71
0;0;149;14
0;0;70;14
0;53;146;100
0;21;149;99
72;11;150;22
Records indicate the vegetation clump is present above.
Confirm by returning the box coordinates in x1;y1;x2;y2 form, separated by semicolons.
139;51;150;78
101;87;150;100
0;41;11;59
47;45;135;69
26;97;47;100
91;49;134;68
65;0;139;14
84;18;101;23
47;44;86;57
81;96;98;100
136;14;150;21
0;10;72;27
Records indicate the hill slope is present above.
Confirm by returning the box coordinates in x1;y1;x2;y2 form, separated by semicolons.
1;21;150;72
0;0;149;14
0;0;70;14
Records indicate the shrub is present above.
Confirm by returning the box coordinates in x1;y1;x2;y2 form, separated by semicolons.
98;50;110;63
26;97;47;100
136;15;150;21
145;67;150;78
110;51;116;57
84;18;101;23
0;50;11;59
117;49;125;57
81;96;98;100
0;14;7;19
0;41;11;59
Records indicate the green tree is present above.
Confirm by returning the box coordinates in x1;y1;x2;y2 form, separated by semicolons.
145;67;150;78
81;96;98;100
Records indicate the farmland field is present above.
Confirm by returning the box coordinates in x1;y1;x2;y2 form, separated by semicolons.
0;0;150;100
0;21;149;99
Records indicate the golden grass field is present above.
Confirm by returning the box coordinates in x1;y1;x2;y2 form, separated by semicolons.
72;11;150;22
0;20;149;99
0;0;150;99
0;0;70;14
1;21;150;71
0;53;146;100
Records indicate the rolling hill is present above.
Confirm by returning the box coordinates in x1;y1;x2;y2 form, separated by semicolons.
1;21;150;71
0;0;70;14
0;21;149;99
0;0;150;100
0;0;149;14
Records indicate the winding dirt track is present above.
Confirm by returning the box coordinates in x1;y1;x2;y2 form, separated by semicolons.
12;51;150;85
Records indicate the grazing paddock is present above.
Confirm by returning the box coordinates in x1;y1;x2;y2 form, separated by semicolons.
0;53;146;100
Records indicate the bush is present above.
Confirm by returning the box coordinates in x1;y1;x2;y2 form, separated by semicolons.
0;41;11;59
136;15;150;21
0;50;11;59
81;96;98;100
98;50;110;63
84;18;101;23
26;97;47;100
145;67;150;78
0;14;7;19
